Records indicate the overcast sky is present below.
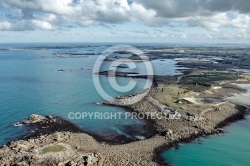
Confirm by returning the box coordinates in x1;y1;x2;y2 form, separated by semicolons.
0;0;250;43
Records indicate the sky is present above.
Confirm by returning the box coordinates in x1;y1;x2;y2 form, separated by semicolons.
0;0;250;43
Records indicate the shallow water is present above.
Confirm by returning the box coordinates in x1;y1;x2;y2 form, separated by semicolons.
161;115;250;166
0;43;182;145
226;84;250;106
3;43;250;166
161;84;250;166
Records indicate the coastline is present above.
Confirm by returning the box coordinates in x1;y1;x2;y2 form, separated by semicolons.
1;99;249;165
1;71;250;165
1;42;250;166
154;104;248;166
17;113;158;146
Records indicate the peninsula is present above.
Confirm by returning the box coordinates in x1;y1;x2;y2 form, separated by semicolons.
1;70;249;166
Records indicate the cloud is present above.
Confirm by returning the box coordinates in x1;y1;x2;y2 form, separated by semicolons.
0;0;250;32
130;29;149;34
0;12;58;31
0;21;12;30
230;14;250;28
136;0;250;18
0;0;153;28
135;0;204;18
201;0;250;14
186;13;230;31
157;32;188;39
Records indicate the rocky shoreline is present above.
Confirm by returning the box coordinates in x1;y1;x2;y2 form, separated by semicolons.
15;113;157;146
0;101;248;165
154;104;248;166
1;71;250;165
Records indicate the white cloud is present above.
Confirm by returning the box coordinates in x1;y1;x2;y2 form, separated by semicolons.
31;20;54;30
156;32;188;39
130;2;156;22
0;0;250;36
186;13;230;31
231;14;250;28
0;21;12;30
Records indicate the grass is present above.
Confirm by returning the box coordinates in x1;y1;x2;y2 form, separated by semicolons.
179;72;240;92
41;145;65;154
154;72;249;115
154;85;212;115
185;72;232;78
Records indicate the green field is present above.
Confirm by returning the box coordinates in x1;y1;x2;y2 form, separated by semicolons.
41;145;65;154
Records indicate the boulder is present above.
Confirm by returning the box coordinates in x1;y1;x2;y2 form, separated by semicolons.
160;129;173;137
46;115;53;119
22;114;46;125
57;162;64;166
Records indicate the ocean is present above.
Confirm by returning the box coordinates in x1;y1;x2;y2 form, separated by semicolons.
161;115;250;166
161;85;250;166
0;43;249;165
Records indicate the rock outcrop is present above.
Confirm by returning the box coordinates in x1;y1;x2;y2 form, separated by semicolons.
22;114;47;125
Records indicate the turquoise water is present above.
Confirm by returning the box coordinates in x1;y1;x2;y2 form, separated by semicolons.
0;45;143;144
2;43;250;166
0;43;183;145
161;115;250;166
161;83;250;166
